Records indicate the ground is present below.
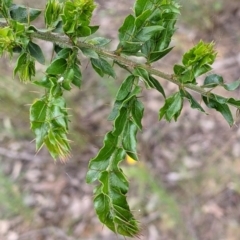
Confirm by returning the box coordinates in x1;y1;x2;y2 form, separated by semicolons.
0;1;240;240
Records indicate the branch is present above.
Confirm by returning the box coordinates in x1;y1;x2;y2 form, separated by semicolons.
0;21;238;108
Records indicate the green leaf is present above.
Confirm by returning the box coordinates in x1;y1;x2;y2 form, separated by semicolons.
227;98;240;108
202;96;234;126
119;42;142;55
159;92;183;121
14;52;27;76
134;9;152;29
181;90;205;113
44;0;62;28
87;37;111;46
131;99;144;130
223;80;240;91
134;0;153;17
27;41;45;65
56;48;72;59
30;99;48;149
133;67;151;88
173;64;186;76
91;58;116;78
135;26;164;42
116;75;135;101
148;75;166;98
71;64;82;88
203;74;224;88
80;47;98;59
148;47;174;63
122;120;138;161
76;25;91;37
118;14;135;42
133;67;165;97
112;107;128;136
94;193;115;232
46;58;67;75
86;132;118;183
33;76;52;89
122;86;142;104
108;100;123;121
62;68;75;90
10;4;41;23
13;52;35;82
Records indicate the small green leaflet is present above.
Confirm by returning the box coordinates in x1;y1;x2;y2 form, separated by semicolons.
116;75;135;101
46;58;67;75
122;120;138;161
159;92;183;121
27;41;45;65
80;47;99;59
131;99;144;130
134;67;165;97
223;80;240;91
87;37;111;46
86;132;118;183
203;74;223;88
202;96;234;126
112;107;128;136
118;14;135;42
180;90;205;113
10;4;41;23
91;58;116;78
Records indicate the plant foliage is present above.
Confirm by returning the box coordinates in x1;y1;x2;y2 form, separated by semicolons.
0;0;240;237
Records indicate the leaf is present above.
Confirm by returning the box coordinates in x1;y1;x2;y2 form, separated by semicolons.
134;0;153;17
86;132;118;183
227;98;240;108
72;64;82;88
148;75;166;98
10;4;41;23
80;47;98;59
94;193;115;232
116;75;135;101
134;9;152;29
62;68;75;90
181;90;205;113
133;67;151;88
133;67;165;97
202;96;234;126
56;48;72;59
131;99;144;130
122;120;138;161
203;74;224;88
119;42;142;55
135;26;164;42
112;107;128;136
122;86;142;104
46;58;67;75
108;100;123;121
30;99;48;149
118;14;135;42
223;80;240;91
148;47;174;63
159;92;183;121
14;52;27;76
91;58;116;78
87;37;111;46
44;0;62;28
27;41;45;65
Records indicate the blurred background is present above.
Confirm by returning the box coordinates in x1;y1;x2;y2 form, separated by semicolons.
0;0;240;239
